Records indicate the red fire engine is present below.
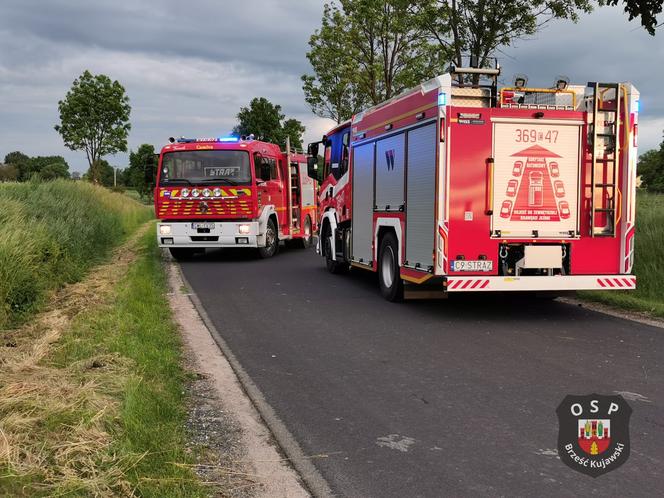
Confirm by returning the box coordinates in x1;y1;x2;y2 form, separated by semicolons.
155;136;317;259
308;64;639;301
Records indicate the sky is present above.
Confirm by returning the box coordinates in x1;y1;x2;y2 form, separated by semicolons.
0;0;662;174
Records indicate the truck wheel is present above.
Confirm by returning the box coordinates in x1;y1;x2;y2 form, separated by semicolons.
169;248;196;260
378;232;403;302
323;228;348;274
258;218;279;258
298;215;313;249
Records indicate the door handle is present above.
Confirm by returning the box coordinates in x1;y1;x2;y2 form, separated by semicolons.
485;158;494;215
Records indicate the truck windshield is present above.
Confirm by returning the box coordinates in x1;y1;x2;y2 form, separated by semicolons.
160;150;251;185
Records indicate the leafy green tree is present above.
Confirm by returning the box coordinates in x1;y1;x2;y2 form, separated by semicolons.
302;3;367;123
87;159;115;187
38;162;70;181
233;98;305;149
127;144;156;197
601;0;662;35
638;138;664;193
0;163;18;182
29;156;69;180
55;70;131;171
411;0;592;77
282;119;306;150
4;151;30;181
303;0;446;122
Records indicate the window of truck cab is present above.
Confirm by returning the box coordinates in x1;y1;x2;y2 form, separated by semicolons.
159;150;251;185
253;153;279;182
323;130;350;181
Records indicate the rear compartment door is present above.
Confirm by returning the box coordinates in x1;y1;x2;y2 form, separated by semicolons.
491;119;582;238
405;122;437;269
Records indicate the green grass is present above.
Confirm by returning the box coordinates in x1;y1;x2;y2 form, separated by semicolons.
51;231;204;497
0;179;152;328
0;230;206;497
579;192;664;317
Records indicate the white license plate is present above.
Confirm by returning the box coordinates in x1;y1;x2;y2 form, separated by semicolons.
192;222;215;230
452;260;493;272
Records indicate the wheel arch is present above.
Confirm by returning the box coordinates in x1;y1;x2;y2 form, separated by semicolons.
374;218;403;266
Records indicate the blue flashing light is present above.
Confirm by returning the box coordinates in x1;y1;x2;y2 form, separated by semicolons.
634;100;640;113
218;136;240;142
438;91;447;107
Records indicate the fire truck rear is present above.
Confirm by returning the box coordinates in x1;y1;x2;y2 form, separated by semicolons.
309;63;639;300
155;136;317;259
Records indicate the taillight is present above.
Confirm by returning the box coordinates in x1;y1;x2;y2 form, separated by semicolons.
440;117;446;142
633;123;638;147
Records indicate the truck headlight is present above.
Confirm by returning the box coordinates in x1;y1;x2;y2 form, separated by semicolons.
213;188;222;197
159;224;172;235
238;224;250;234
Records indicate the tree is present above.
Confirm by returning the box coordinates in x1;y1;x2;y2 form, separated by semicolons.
302;4;367;123
282;119;306;149
637;138;664;193
601;0;662;35
55;70;131;171
303;0;446;122
87;159;115;187
4;151;30;181
127;144;156;198
38;162;70;181
233;98;306;149
0;164;18;182
411;0;592;76
29;156;70;180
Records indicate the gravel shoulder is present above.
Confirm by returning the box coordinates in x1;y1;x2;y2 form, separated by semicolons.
166;256;311;498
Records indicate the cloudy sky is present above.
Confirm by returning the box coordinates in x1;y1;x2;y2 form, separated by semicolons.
0;0;661;173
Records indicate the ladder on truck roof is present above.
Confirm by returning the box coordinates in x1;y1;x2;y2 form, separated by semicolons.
588;82;621;237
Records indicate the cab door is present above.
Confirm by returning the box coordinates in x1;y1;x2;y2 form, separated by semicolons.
254;153;286;232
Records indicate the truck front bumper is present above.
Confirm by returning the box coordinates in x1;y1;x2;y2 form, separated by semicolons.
445;275;636;292
157;221;262;248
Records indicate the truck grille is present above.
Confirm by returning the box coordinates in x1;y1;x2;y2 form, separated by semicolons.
157;198;253;218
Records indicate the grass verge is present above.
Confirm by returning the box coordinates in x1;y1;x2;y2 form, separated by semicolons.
0;228;206;497
579;192;664;317
0;180;153;328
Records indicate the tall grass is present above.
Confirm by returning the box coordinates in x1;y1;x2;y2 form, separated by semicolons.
0;180;152;327
580;192;664;316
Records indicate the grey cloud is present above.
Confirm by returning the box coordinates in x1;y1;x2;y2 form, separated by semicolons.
0;1;661;173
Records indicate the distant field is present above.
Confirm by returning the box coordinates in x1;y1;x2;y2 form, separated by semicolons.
0;180;152;328
580;192;664;317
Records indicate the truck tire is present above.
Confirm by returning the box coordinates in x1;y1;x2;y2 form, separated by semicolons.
169;248;196;260
378;232;403;302
323;226;348;274
298;215;313;249
258;218;279;258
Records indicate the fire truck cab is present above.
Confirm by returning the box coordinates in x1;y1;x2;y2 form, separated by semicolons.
155;136;317;259
311;63;639;301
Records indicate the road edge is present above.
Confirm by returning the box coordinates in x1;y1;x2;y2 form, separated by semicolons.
174;261;334;498
559;296;664;329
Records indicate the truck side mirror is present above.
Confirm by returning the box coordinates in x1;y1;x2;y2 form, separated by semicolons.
307;156;318;178
307;142;320;157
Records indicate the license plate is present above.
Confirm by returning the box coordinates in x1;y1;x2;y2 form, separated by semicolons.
452;260;493;272
192;222;215;230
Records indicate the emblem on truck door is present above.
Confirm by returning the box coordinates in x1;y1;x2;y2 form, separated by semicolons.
556;394;631;477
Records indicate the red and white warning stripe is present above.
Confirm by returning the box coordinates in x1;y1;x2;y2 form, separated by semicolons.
447;278;490;291
597;277;637;289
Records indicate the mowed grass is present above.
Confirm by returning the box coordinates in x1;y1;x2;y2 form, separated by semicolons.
579;192;664;316
0;230;206;497
0;180;152;328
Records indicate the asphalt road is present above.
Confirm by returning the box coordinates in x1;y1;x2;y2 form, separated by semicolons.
179;245;663;498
